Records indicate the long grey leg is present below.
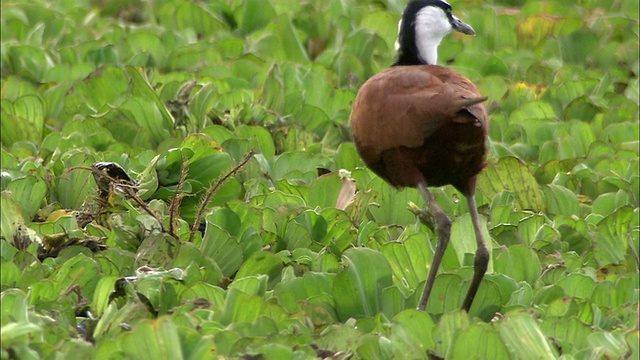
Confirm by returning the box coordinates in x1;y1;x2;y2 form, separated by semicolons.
417;180;452;311
460;176;489;312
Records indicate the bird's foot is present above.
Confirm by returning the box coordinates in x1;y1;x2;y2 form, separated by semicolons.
408;201;436;231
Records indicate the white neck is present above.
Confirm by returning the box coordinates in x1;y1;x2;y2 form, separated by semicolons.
414;7;452;65
416;37;441;65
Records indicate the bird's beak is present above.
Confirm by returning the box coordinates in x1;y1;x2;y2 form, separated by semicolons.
451;16;476;35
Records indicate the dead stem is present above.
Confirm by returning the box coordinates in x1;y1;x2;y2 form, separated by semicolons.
66;165;167;233
168;154;190;238
188;150;255;243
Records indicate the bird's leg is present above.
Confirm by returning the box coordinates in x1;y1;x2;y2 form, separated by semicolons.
417;180;452;311
460;176;489;312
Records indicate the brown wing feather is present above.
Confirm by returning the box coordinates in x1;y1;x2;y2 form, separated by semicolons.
351;65;487;170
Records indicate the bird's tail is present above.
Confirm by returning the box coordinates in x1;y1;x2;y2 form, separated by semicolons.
451;96;488;124
457;96;488;108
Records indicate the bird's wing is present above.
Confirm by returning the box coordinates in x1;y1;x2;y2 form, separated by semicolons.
351;65;487;161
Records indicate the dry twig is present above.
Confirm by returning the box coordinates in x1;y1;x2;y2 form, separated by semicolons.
188;150;255;242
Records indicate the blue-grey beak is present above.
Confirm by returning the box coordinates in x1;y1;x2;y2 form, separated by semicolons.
451;16;476;35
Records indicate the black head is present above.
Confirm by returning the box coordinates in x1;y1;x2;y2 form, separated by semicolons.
394;0;475;66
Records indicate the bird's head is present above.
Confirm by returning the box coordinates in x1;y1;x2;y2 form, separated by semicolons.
394;0;475;66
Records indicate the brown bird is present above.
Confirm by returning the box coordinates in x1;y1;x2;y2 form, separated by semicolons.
350;0;489;312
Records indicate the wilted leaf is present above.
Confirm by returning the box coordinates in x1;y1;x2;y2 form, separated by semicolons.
478;157;545;212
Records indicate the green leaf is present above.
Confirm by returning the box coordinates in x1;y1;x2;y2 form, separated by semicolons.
1;76;38;102
259;64;286;115
0;192;25;245
357;334;393;360
435;310;470;357
199;223;242;277
450;212;493;273
296;210;327;242
124;32;166;66
558;29;599;64
506;282;534;308
332;248;393;320
493;245;541;284
173;1;229;36
235;252;283;290
391;309;436;358
295;104;331;134
480;54;510;76
533;284;565;305
120;317;183;360
66;65;129;114
425;274;466;314
219;286;286;325
381;285;406;318
320;208;356;252
126;66;175;134
313;321;361;355
266;16;309;63
137;277;179;315
587;331;629;359
0;322;43;348
592;276;636;309
29;279;61;305
234;125;276;159
272;272;334;313
271;151;324;184
360;11;398;51
1;260;21;291
179;283;225;308
361;176;423;226
556;273;596;300
307;173;342;209
539;317;591;353
0;1;637;357
381;234;430;293
239;0;276;34
53;151;98;209
280;218;312;252
499;312;558;359
1;288;29;324
92;276;119;317
52;253;102;298
6;44;52;81
335;142;362;172
476;75;509;103
174;244;222;286
625;331;639;360
542;184;580;217
135;234;180;269
1;95;45;145
342;29;388;78
206;207;241;237
466;275;506;320
449;323;510;360
6;175;46;220
119;97;172;148
593;206;632;267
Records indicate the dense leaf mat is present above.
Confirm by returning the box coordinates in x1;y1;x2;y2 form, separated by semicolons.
1;0;638;358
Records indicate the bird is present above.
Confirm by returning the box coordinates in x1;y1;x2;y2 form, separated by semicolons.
350;0;489;312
